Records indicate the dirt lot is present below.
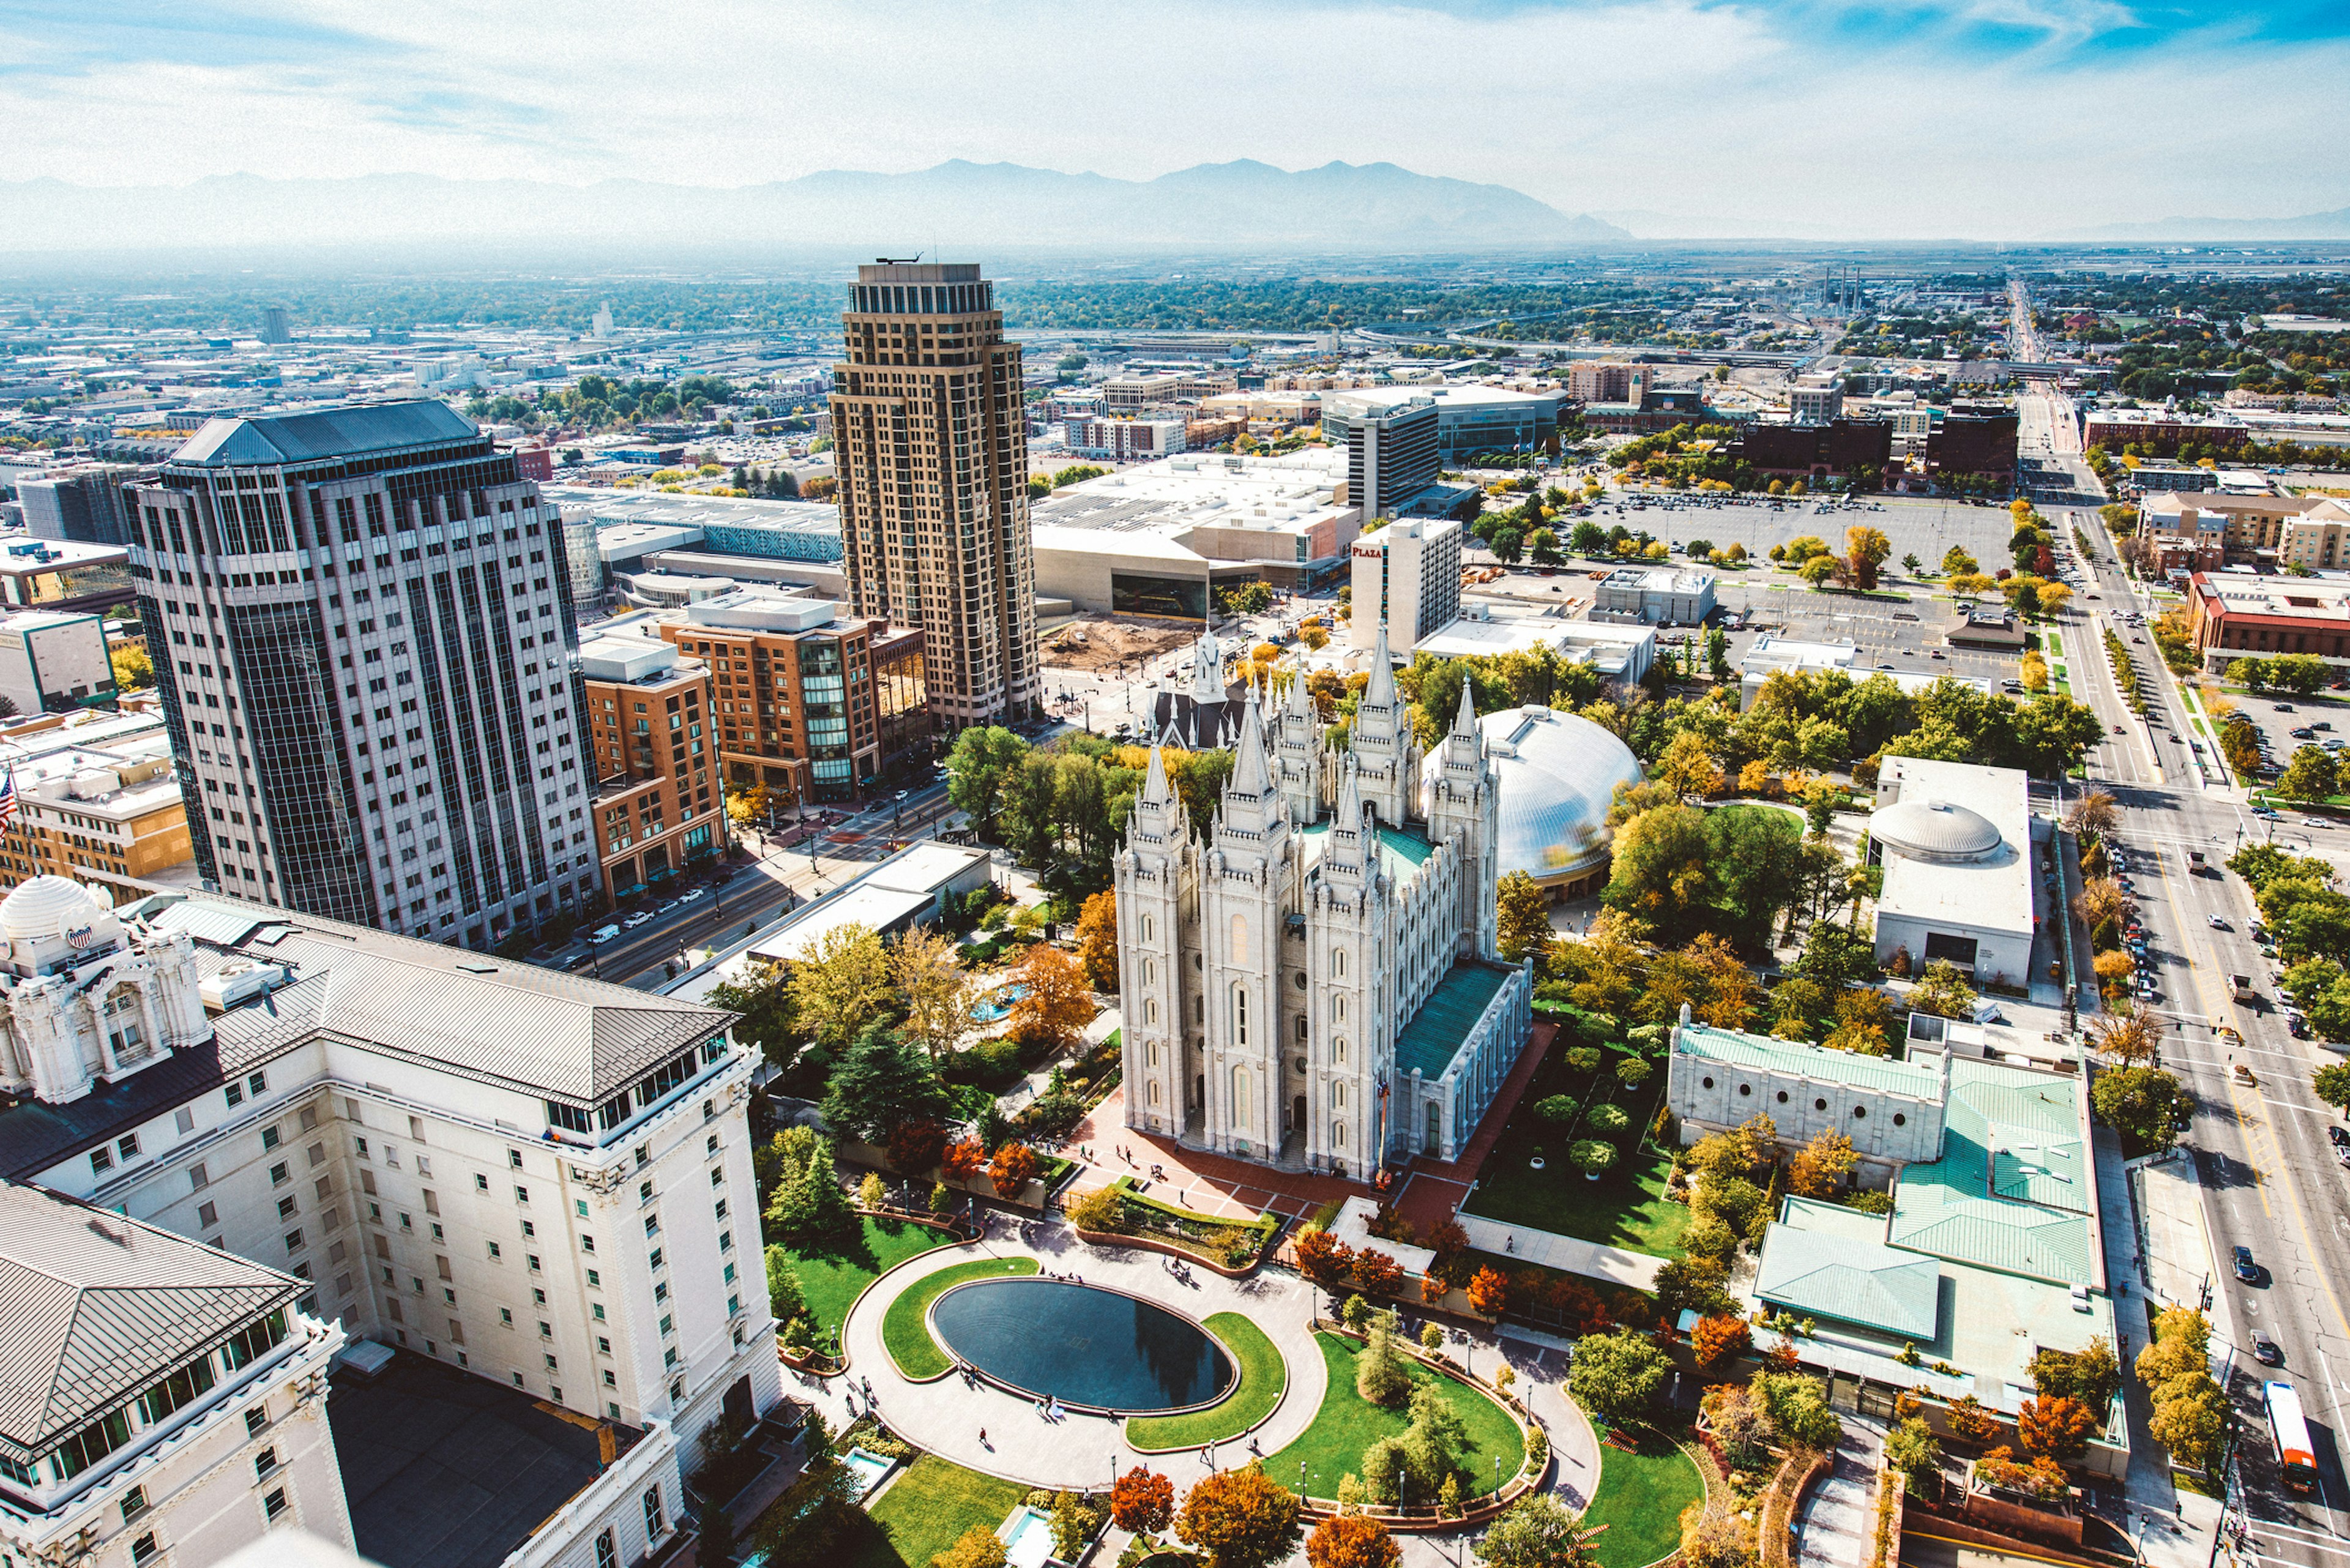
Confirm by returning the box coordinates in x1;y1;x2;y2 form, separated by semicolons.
1040;616;1201;672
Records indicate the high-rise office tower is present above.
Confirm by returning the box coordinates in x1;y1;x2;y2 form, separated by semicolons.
258;305;292;345
831;261;1038;732
124;401;599;946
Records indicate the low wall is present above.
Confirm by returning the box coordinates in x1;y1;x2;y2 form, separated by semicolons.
1072;1226;1260;1278
835;1138;1051;1211
1759;1447;1832;1568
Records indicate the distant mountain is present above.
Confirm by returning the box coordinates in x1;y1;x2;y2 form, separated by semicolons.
2059;206;2350;241
0;161;1632;255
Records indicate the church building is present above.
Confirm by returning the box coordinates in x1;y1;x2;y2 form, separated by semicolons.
1114;629;1532;1175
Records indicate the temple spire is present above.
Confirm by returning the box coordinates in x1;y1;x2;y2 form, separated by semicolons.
1141;745;1172;805
1363;624;1397;709
1452;678;1477;739
1230;700;1272;796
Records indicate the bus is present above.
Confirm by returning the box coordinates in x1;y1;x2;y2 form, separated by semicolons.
2267;1381;2319;1495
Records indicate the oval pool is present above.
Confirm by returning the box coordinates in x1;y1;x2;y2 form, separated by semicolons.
930;1278;1234;1413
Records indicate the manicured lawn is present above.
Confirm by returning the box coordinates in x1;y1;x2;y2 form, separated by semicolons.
1127;1313;1286;1449
847;1454;1029;1568
1580;1427;1706;1568
785;1215;962;1338
881;1256;1040;1378
1261;1332;1523;1502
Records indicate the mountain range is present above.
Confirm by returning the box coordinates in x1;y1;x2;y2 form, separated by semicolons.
2060;206;2350;241
0;160;1632;255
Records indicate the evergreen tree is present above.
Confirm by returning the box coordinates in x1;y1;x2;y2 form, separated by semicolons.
819;1021;953;1144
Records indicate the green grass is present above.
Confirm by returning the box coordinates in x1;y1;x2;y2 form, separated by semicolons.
1261;1332;1523;1502
785;1215;962;1337
881;1257;1040;1378
1127;1313;1287;1449
1581;1427;1706;1568
846;1454;1029;1568
1466;1137;1690;1258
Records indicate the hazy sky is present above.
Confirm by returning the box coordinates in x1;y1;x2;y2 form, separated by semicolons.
4;0;2345;237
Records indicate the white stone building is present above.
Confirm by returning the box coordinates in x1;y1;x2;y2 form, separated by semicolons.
1114;630;1531;1174
0;874;775;1568
0;1184;351;1568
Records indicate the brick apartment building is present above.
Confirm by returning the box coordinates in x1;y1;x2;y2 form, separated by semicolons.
576;630;725;905
651;589;925;809
1729;419;1893;486
2186;572;2350;671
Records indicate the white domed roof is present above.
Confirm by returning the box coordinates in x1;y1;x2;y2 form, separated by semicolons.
1873;797;2002;863
1;875;106;942
1473;706;1646;883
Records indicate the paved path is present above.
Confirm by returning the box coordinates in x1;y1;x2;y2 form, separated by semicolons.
1453;1214;1665;1291
1793;1421;1879;1568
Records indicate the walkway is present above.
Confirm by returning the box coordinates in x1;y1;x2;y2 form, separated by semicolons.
1453;1214;1665;1291
1065;1087;1376;1221
1792;1421;1879;1568
1390;1022;1558;1236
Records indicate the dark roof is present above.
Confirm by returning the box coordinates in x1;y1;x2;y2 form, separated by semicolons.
1394;960;1516;1081
0;1182;299;1462
0;1039;228;1183
170;400;482;469
329;1350;644;1568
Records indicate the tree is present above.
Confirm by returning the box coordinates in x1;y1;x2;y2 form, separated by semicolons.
1823;986;1894;1055
1474;1495;1596;1568
788;923;894;1063
1352;1249;1405;1297
2091;1066;2188;1155
2279;745;2339;803
1946;1395;2002;1443
1886;1417;1942;1499
821;1024;953;1144
1941;546;1979;577
1308;1514;1401;1568
1910;960;1979;1021
2032;1338;2122;1414
1174;1465;1303;1568
1356;1315;1414;1408
2017;1395;2097;1462
1568;1329;1668;1427
1496;870;1552;963
893;927;975;1061
945;726;1032;842
1753;1370;1841;1450
2315;1062;2350;1116
2087;1009;2162;1066
1786;1130;1858;1198
1692;1315;1752;1374
1528;528;1564;568
1466;1266;1510;1316
708;966;800;1075
1295;1226;1354;1288
1676;1503;1756;1568
2064;791;2119;839
2274;652;2331;695
1075;890;1120;991
988;1141;1041;1195
935;1525;1009;1568
110;644;154;690
764;1140;858;1249
2147;1373;2229;1473
1845;525;1892;590
1050;1491;1105;1559
1800;554;1840;588
765;1245;806;1326
1113;1468;1176;1536
1009;943;1095;1051
2136;1307;2211;1391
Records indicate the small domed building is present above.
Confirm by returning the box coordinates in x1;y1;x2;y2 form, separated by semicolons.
0;874;210;1105
1867;756;2035;990
1473;706;1645;899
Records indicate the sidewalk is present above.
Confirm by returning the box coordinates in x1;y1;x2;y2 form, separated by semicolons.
1452;1214;1664;1291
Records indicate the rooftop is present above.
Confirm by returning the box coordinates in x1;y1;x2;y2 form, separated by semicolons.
1873;758;2034;943
1031;449;1352;540
2193;572;2350;622
169;399;481;469
1298;818;1435;887
1753;1197;1941;1339
328;1350;646;1568
1889;1055;2094;1286
1393;960;1516;1082
1673;1021;1945;1100
0;1180;300;1462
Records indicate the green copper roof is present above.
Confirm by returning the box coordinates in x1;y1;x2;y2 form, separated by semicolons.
1299;819;1435;883
1673;1022;1944;1100
1889;1057;2094;1286
1755;1198;1942;1339
1394;960;1514;1081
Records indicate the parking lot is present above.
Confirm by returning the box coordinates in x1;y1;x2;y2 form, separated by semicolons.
1529;491;2025;570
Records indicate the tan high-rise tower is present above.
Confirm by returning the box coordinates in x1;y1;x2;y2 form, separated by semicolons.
831;261;1038;732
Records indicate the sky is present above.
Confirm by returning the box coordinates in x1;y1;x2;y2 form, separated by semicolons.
2;0;2345;240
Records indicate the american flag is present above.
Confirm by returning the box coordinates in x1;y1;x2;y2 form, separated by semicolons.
0;765;15;837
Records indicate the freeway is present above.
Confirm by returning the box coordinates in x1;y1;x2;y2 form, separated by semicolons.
2030;395;2350;1566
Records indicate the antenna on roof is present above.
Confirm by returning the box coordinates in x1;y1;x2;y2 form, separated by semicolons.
876;256;922;265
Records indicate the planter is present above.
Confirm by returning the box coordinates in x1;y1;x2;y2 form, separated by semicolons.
1529;1157;1546;1171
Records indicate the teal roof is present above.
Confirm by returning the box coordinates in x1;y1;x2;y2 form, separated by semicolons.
1299;819;1434;884
1755;1199;1942;1339
1395;961;1513;1081
1889;1057;2094;1286
1674;1022;1944;1100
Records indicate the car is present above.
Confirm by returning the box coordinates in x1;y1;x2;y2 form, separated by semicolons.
2169;733;2182;744
1930;650;1946;660
2277;703;2297;712
2255;805;2281;819
2209;915;2230;930
2329;1126;2349;1150
2314;819;2336;829
2113;725;2127;734
679;887;709;905
2317;721;2335;731
2234;1245;2261;1283
589;924;622;944
622;910;656;929
2134;636;2146;643
2253;1329;2283;1365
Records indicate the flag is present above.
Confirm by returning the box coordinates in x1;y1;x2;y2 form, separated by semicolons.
0;765;15;837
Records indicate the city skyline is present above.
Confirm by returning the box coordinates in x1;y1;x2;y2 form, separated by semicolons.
4;0;2346;241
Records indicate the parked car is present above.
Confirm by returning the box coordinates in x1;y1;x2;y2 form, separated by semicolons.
2328;1125;2349;1150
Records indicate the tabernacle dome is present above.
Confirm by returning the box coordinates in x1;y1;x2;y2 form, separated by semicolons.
1467;705;1645;897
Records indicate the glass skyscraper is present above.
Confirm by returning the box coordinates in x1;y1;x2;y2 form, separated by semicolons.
124;401;599;946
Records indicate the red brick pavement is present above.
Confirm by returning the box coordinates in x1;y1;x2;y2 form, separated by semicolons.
1065;1018;1556;1230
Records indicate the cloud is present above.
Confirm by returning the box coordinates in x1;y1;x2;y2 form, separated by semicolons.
0;0;2340;239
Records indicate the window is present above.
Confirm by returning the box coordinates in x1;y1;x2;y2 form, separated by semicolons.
475;1173;489;1191
255;1446;279;1480
1231;984;1248;1046
190;1163;209;1190
263;1488;288;1521
122;1487;149;1523
132;1533;159;1565
261;1126;280;1151
91;1146;113;1175
596;1529;619;1568
119;1133;141;1159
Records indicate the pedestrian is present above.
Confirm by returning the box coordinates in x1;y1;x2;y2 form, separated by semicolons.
1505;1234;1515;1254
980;1427;989;1446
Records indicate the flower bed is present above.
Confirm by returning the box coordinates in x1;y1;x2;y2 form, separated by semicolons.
1075;1175;1279;1269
